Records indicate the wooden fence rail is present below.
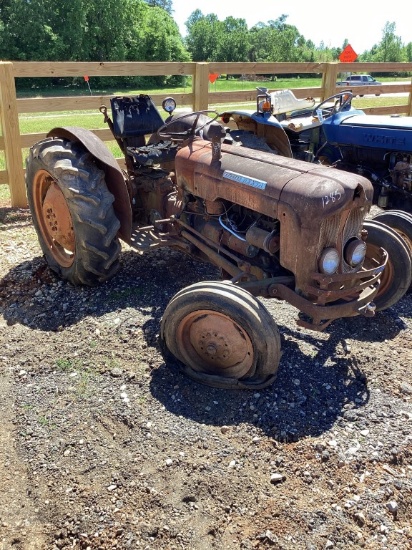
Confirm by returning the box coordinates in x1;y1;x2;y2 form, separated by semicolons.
1;60;412;207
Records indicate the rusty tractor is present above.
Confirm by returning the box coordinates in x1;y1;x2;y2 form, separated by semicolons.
25;95;411;389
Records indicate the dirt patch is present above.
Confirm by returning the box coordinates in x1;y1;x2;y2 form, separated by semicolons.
1;203;412;549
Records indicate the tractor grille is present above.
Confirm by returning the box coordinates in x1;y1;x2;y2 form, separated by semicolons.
318;208;365;273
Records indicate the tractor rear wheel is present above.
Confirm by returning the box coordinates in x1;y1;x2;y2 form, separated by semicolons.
372;210;412;262
160;281;281;389
363;219;412;311
26;138;121;286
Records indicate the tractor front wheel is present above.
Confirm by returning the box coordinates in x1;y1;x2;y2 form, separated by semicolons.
160;281;281;389
26;138;121;286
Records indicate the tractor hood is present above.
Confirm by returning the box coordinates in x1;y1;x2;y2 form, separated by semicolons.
175;140;373;222
323;111;412;152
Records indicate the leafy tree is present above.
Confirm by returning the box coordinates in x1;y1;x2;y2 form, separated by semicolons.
143;0;173;14
185;9;203;32
215;17;249;62
0;0;64;60
360;22;405;63
249;17;305;63
80;0;135;61
185;12;223;61
406;42;412;62
380;22;404;62
1;2;410;86
0;0;186;63
132;4;190;85
0;0;190;88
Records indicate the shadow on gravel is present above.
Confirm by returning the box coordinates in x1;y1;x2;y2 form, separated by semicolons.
149;316;376;443
1;247;410;445
0;206;34;231
149;293;411;442
1;248;409;333
0;249;220;331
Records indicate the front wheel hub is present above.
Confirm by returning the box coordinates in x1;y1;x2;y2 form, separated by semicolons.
177;310;254;378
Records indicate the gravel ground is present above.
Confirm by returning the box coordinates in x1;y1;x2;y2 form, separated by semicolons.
0;202;411;550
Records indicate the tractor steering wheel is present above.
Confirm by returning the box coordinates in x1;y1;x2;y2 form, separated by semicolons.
157;110;219;140
312;91;353;119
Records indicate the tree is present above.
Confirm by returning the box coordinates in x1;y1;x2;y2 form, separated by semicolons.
79;0;135;61
0;0;70;60
360;21;405;63
0;0;189;66
249;17;305;63
185;12;223;61
185;9;203;32
380;22;404;62
215;17;249;62
143;0;173;14
406;42;412;62
0;0;191;89
134;5;184;60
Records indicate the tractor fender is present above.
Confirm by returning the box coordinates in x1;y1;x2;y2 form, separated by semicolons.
221;111;293;157
47;126;132;242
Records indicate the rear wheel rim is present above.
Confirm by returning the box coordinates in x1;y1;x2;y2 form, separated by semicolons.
394;229;412;258
374;211;412;259
33;170;75;268
175;309;254;379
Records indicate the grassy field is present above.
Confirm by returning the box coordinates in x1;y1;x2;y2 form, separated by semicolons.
17;75;410;97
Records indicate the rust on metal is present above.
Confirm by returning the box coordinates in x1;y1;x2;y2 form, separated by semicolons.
42;182;75;251
33;170;75;268
175;309;255;378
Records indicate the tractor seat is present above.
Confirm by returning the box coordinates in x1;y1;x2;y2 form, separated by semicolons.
110;95;164;140
269;89;316;116
127;141;179;167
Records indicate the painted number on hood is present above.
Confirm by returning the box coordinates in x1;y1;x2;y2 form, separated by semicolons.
322;190;342;208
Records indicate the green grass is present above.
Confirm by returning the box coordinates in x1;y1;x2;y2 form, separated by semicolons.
0;183;10;202
15;74;411;134
352;96;409;109
55;358;82;372
16;75;410;98
20;111;106;133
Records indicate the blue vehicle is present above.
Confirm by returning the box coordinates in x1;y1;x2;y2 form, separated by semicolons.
221;89;412;211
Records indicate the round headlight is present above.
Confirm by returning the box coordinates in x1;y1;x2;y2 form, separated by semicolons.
319;247;340;274
344;238;366;267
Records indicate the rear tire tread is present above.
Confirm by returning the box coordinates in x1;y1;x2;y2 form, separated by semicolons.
26;138;121;286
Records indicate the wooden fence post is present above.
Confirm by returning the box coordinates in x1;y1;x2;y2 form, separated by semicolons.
408;77;412;116
322;63;339;100
194;62;210;111
0;62;26;208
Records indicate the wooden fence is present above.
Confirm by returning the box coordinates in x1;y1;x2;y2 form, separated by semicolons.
1;60;412;207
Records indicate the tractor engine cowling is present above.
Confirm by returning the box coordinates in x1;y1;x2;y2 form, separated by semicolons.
175;139;382;308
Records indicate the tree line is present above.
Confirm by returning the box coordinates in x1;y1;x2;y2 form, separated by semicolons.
0;0;410;89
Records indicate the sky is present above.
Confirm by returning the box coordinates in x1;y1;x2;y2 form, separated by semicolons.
171;0;411;56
